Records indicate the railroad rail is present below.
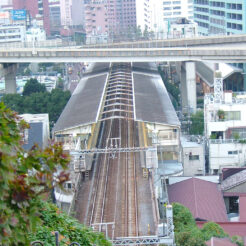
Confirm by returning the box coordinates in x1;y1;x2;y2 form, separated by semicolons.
74;62;175;245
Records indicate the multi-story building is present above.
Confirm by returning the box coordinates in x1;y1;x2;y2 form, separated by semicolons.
0;0;12;6
12;0;50;35
150;0;193;37
60;0;72;27
161;0;193;22
0;24;26;43
107;0;151;40
204;76;246;174
84;0;108;39
48;0;61;34
194;0;246;36
60;0;84;27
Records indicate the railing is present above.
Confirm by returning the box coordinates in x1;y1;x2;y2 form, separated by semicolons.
31;231;81;246
31;231;174;245
205;93;246;105
1;33;245;50
210;138;246;144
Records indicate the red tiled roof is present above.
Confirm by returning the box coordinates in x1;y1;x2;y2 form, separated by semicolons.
168;178;228;222
206;237;237;246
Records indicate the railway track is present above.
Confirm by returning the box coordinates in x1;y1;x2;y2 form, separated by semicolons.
81;63;142;239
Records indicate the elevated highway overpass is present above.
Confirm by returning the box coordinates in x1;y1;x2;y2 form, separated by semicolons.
0;34;246;63
1;45;246;63
2;34;246;111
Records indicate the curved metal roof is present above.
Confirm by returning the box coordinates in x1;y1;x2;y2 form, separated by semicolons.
133;69;180;126
54;62;180;132
54;73;108;132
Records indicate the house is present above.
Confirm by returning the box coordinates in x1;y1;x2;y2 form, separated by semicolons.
168;177;228;222
20;113;50;150
220;168;246;222
181;137;205;176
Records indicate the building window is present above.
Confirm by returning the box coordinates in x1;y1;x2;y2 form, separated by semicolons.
228;150;238;155
189;154;199;160
225;111;241;120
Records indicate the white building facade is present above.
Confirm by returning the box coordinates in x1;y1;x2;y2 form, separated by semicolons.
204;90;246;174
150;0;194;37
0;24;26;43
161;0;193;22
60;0;72;27
181;137;205;176
136;0;151;31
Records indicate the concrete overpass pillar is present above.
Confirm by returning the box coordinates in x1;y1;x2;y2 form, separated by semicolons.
181;61;197;114
1;63;18;94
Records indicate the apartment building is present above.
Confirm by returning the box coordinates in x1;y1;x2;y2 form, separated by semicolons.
12;0;51;35
204;80;246;174
0;24;26;43
162;0;194;22
84;0;108;37
107;0;151;39
48;0;61;34
194;0;246;35
150;0;194;37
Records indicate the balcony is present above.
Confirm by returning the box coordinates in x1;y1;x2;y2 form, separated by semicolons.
210;138;246;144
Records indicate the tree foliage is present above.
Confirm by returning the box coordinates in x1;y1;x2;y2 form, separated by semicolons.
158;66;180;109
2;80;71;127
190;110;204;135
0;102;70;245
175;230;205;246
29;201;111;246
23;78;46;96
0;103;111;246
172;203;238;246
201;222;228;241
172;203;197;233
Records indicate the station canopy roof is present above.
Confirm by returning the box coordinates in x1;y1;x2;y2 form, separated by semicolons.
53;72;108;132
54;62;180;133
133;63;180;126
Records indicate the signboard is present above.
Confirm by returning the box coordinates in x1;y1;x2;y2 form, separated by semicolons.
0;11;9;19
12;9;26;20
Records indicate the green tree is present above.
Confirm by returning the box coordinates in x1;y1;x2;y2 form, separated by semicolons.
23;78;46;96
231;235;244;246
0;102;70;245
29;201;111;246
158;66;180;109
175;230;205;246
172;203;235;246
0;103;111;246
1;93;24;114
201;222;228;241
2;88;71;129
56;77;64;89
48;89;71;125
190;110;204;135
172;203;197;233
